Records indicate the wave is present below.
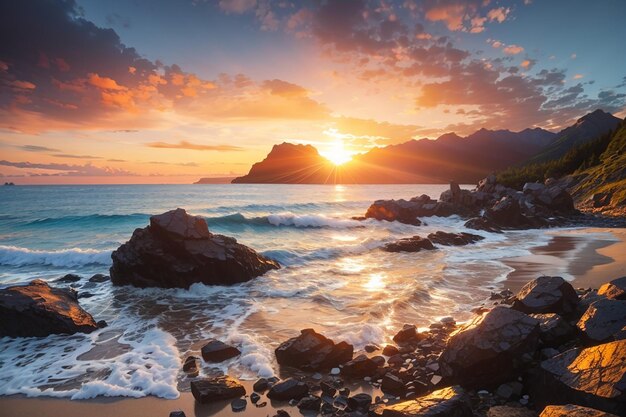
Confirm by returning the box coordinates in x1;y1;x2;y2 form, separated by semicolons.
24;213;149;227
0;245;112;267
207;212;364;229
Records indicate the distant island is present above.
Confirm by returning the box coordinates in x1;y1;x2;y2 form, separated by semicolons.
194;177;237;184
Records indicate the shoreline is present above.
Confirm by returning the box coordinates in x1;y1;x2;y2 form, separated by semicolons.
1;226;625;417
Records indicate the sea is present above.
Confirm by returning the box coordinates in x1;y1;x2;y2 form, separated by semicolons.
0;184;609;400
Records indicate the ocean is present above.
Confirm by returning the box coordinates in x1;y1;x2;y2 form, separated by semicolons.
0;184;603;400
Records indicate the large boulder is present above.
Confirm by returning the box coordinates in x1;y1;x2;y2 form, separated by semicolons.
190;376;246;404
110;208;279;288
427;231;484;246
527;340;626;415
371;386;471;417
0;279;100;337
485;196;537;229
275;329;353;371
439;306;540;386
464;216;502;233
598;277;626;300
341;354;379;378
577;299;626;343
512;276;579;315
540;404;619;417
365;199;423;226
383;236;436;253
532;313;576;347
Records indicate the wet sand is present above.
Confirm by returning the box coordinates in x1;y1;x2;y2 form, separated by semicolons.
502;228;626;292
2;227;625;417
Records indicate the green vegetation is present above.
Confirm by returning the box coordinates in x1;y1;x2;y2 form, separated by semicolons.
497;120;624;189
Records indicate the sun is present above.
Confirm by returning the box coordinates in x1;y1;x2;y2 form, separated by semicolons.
322;140;353;166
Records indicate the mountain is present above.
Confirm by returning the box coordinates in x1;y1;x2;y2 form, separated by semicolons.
525;109;621;165
233;128;556;184
194;177;236;184
231;143;342;184
569;119;626;215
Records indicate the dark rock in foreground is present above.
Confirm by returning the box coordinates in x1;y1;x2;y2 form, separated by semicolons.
383;236;436;253
528;339;626;415
512;276;579;315
427;231;485;246
372;386;470;417
532;313;576;347
439;306;540;387
110;208;279;288
341;354;379;378
598;277;626;300
577;298;626;343
275;328;353;371
201;339;241;363
0;279;99;337
190;376;246;404
540;404;620;417
267;378;309;401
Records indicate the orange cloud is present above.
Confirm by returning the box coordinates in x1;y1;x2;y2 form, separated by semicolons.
503;44;524;55
88;73;127;90
10;80;36;90
147;141;243;151
573;74;584;79
487;7;510;23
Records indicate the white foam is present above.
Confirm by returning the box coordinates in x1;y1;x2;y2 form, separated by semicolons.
266;212;362;228
0;245;111;267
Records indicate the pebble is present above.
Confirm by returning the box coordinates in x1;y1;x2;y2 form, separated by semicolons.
231;398;247;412
330;368;340;375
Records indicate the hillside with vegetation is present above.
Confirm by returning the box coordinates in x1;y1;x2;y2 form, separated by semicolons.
497;118;626;216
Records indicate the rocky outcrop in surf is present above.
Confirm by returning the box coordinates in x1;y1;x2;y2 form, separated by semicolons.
364;175;577;229
0;279;102;337
110;208;280;288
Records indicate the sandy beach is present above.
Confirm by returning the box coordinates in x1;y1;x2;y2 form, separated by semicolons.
1;226;624;417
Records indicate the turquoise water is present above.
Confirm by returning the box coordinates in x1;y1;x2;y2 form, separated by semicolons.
0;184;554;399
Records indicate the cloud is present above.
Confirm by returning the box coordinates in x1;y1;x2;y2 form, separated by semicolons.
19;144;60;152
218;0;257;14
146;141;244;151
51;153;102;159
503;45;524;55
0;160;135;176
573;74;584;80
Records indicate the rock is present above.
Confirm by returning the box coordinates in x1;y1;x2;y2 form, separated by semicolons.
253;378;269;392
383;345;400;356
485;196;535;229
267;378;309;401
274;410;291;417
439;306;540;387
532;313;576;347
464;216;502;233
341;354;379;378
598;277;626;300
88;274;110;283
540;404;620;417
183;356;199;377
487;405;536;417
577;298;626;343
169;412;187;417
250;392;261;403
512;276;579;315
56;274;81;283
383;237;435;253
528;340;626;415
231;398;247;412
275;328;353;371
427;231;485;246
0;279;99;337
365;199;423;226
320;381;337;397
365;344;379;353
347;393;372;411
110;208;279;288
393;324;420;344
373;386;470;417
381;373;406;395
591;192;613;208
190;376;246;404
297;395;322;412
201;339;241;363
523;182;546;194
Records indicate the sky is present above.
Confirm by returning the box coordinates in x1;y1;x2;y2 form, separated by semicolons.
1;0;625;184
